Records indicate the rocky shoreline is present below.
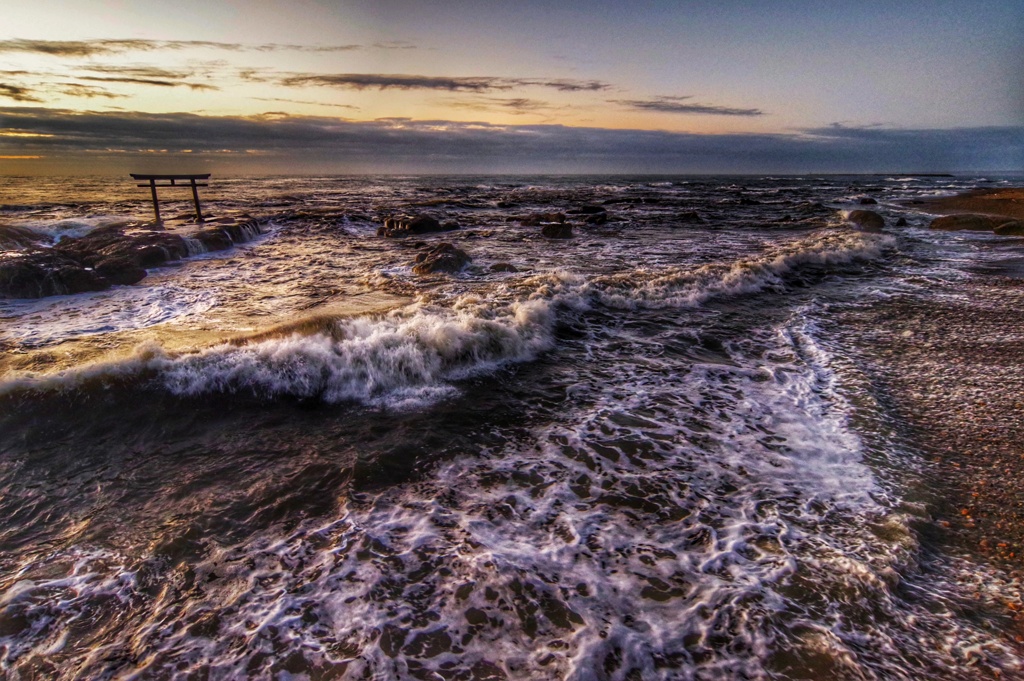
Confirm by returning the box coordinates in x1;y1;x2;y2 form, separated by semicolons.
0;214;264;298
843;187;1024;642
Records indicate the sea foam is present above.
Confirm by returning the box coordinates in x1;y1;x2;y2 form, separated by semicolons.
0;229;893;406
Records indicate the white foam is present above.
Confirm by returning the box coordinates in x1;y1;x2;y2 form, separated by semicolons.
0;229;893;405
160;298;556;404
12;215;132;243
592;230;894;309
0;284;217;347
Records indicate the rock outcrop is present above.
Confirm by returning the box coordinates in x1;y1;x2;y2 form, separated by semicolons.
0;215;263;299
929;214;998;232
994;220;1024;236
378;215;458;238
847;210;885;232
412;243;471;275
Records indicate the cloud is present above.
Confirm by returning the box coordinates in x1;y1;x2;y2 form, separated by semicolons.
278;73;610;93
251;97;359;110
1;107;1020;174
0;39;364;58
51;83;126;99
82;66;198;80
0;84;42;103
280;74;505;92
616;95;765;117
79;76;219;91
443;96;555;115
524;79;607;92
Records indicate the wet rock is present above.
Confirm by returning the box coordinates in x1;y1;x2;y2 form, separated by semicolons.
847;209;885;232
378;214;456;238
677;211;703;224
94;256;147;286
0;225;44;251
412;243;471;275
895;217;909;227
0;216;262;299
859;197;878;205
541;223;573;239
0;252;106;298
567;205;606;215
490;262;518;273
57;229;188;268
994;220;1024;236
929;214;998;231
520;212;566;226
192;228;234;252
585;213;609;225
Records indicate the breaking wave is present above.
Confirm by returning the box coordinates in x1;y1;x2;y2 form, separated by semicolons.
0;229;893;406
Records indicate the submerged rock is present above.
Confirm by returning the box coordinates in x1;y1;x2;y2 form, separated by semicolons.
895;217;909;227
412;243;471;275
378;214;457;238
929;214;998;231
994;220;1024;236
859;197;878;205
541;223;574;239
520;212;566;226
847;209;885;232
567;205;606;215
490;262;519;273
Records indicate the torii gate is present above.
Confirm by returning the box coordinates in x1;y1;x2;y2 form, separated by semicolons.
130;173;210;224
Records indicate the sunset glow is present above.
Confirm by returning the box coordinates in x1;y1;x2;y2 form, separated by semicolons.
1;0;1022;173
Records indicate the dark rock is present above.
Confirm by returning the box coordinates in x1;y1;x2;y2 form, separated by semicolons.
994;220;1024;236
94;256;147;286
859;197;878;205
0;225;44;250
567;205;606;215
496;200;518;209
490;262;518;273
411;243;471;275
193;228;234;252
378;214;456;238
929;214;998;231
0;253;105;298
541;224;573;239
56;229;188;269
895;217;908;227
847;209;885;232
520;212;566;226
678;211;703;224
585;213;608;225
738;197;760;206
0;217;261;299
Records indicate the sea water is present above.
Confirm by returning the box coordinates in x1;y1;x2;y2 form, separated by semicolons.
0;174;1021;679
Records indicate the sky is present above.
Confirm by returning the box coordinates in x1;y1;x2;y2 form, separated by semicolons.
1;0;1022;175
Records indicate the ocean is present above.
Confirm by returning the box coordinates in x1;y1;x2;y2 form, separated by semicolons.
1;174;1022;679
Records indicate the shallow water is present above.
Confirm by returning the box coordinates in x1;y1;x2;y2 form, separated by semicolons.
1;174;1023;679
